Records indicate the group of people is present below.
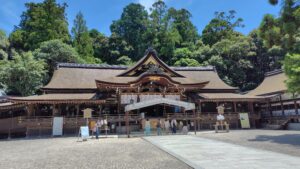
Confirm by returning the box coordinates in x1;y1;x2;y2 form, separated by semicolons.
144;118;188;136
92;119;108;139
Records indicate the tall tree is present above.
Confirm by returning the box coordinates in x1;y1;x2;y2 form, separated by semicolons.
0;52;46;96
18;0;70;50
0;30;9;60
258;14;282;48
167;8;199;46
110;3;149;60
284;53;300;94
202;10;244;46
207;35;259;90
71;12;94;62
33;39;83;80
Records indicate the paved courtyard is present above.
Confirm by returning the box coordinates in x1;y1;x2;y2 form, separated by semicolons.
144;134;300;169
0;137;191;169
195;129;300;157
1;130;300;169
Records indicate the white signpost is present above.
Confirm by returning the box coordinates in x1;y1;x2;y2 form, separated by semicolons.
52;117;63;136
77;108;93;141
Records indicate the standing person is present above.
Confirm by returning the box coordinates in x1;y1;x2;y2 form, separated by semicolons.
164;119;170;134
96;119;101;139
156;119;162;135
171;118;177;134
145;119;151;136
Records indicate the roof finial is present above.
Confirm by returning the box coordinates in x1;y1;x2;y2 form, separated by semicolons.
145;47;158;57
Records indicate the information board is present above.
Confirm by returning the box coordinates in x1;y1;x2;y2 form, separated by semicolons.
80;126;90;139
239;113;250;129
52;117;63;136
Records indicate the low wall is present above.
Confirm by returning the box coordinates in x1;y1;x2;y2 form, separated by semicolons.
288;123;300;130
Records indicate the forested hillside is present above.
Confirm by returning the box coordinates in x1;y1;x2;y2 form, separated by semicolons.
0;0;299;96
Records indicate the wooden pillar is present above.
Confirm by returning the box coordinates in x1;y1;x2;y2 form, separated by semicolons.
27;104;34;117
193;109;196;135
267;101;272;117
294;100;298;115
52;104;56;117
280;95;284;116
125;111;129;138
233;102;237;113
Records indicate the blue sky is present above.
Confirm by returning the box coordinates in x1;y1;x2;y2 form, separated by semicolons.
0;0;281;36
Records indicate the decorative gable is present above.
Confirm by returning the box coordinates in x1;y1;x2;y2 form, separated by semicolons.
118;48;184;77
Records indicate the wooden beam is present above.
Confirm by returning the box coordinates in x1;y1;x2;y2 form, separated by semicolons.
125;111;129;138
280;95;284;116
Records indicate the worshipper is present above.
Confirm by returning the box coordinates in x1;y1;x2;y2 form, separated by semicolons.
145;119;151;136
156;119;162;135
171;118;177;134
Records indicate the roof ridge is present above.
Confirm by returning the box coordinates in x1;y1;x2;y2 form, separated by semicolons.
56;63;215;71
57;63;128;70
265;69;283;77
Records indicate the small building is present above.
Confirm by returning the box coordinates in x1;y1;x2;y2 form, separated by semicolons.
2;49;268;137
248;69;300;120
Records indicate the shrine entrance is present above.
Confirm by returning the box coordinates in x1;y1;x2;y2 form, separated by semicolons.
124;98;197;137
139;105;175;118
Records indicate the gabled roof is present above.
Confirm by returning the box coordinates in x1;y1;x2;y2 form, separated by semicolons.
117;48;184;77
247;69;287;96
43;64;236;91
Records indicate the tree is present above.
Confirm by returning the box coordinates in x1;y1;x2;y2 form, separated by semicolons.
174;58;200;66
258;14;281;48
284;53;300;94
269;0;279;5
18;0;70;50
110;3;149;60
33;39;83;79
208;35;259;90
202;10;244;46
0;30;9;60
0;52;46;96
89;29;108;62
71;12;94;62
117;56;133;65
167;8;199;46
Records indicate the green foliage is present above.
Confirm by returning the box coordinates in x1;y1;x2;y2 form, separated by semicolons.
0;52;46;96
19;0;70;50
174;58;200;66
0;30;9;60
117;56;133;65
284;53;300;94
208;35;260;90
33;39;83;78
72;12;94;62
110;3;149;60
259;14;281;48
202;10;244;46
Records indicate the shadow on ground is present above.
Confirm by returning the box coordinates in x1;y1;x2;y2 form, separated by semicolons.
248;134;300;146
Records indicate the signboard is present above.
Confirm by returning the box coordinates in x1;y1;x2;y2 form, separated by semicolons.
83;108;92;118
80;126;90;139
216;105;225;115
239;113;250;129
52;117;63;136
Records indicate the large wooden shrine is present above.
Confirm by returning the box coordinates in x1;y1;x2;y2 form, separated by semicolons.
2;48;266;137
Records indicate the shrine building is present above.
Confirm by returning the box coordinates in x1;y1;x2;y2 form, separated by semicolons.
1;48;294;137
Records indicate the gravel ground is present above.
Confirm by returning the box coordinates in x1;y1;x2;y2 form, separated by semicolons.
196;129;300;157
0;137;191;169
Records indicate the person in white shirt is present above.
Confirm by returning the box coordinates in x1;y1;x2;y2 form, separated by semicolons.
171;118;177;134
